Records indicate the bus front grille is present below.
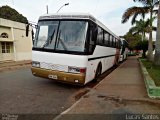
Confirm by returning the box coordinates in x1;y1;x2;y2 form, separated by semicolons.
40;62;68;72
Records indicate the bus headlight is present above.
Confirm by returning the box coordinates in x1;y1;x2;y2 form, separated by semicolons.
68;66;80;73
68;66;86;74
32;61;40;68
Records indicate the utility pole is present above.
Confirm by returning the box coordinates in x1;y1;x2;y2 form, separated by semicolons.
57;3;69;13
46;5;48;14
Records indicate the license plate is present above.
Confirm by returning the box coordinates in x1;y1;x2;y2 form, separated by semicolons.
48;74;58;79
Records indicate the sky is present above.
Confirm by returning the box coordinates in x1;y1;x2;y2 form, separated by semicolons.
0;0;156;38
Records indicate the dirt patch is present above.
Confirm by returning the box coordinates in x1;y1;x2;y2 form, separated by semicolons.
74;89;90;101
97;95;106;98
98;95;160;109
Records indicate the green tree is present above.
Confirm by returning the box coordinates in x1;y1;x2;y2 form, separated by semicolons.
0;5;28;23
136;40;148;58
122;0;159;61
129;19;156;41
129;19;148;41
123;32;142;50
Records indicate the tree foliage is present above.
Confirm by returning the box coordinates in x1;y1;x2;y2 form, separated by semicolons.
122;0;159;24
129;19;157;41
122;6;148;24
123;32;142;50
121;0;159;61
123;32;149;58
0;5;28;23
136;40;148;58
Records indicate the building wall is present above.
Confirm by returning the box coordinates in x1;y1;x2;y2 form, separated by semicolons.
0;26;12;41
0;18;32;62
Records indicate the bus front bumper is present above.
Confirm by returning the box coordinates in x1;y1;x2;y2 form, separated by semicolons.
31;67;86;85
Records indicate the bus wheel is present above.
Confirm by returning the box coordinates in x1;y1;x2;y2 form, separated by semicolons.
114;57;119;66
93;63;102;82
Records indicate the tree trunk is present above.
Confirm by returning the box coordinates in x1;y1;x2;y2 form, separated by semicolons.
147;9;153;61
154;2;160;65
142;50;146;58
148;32;153;61
142;32;145;41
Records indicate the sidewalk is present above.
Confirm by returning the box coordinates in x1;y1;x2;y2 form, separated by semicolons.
55;56;160;120
0;60;31;72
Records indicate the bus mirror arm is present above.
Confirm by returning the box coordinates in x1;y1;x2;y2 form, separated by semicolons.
26;24;29;37
26;23;38;45
26;24;35;45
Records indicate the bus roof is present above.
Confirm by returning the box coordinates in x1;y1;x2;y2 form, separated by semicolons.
39;13;119;39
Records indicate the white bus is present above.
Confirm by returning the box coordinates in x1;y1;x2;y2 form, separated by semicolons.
119;39;129;62
30;13;121;85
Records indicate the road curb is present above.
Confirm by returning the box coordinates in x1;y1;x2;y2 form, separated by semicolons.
139;59;160;98
0;60;31;72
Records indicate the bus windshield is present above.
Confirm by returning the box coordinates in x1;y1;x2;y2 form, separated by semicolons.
34;20;88;52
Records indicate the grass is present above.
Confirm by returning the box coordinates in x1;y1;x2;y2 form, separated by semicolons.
140;59;160;87
128;52;137;56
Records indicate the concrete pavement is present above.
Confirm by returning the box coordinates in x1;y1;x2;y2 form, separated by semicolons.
55;56;160;120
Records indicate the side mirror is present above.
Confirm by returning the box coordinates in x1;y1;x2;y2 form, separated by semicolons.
26;24;29;37
32;30;35;44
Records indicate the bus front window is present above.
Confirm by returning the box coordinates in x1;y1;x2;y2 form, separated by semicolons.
34;20;88;53
34;21;59;49
56;21;88;52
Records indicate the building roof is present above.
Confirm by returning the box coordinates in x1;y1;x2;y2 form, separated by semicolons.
0;18;27;29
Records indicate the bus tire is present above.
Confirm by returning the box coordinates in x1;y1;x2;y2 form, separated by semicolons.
93;63;102;82
114;58;119;66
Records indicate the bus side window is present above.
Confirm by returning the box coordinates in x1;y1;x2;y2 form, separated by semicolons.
104;32;109;47
108;34;110;47
117;39;120;48
97;27;103;45
112;36;114;48
119;40;121;49
113;38;115;48
116;39;118;48
109;35;112;47
114;38;116;48
88;22;97;53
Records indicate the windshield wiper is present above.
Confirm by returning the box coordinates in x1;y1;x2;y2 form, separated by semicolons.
59;38;68;50
42;30;55;48
49;30;55;44
42;39;48;48
56;30;61;48
56;31;68;50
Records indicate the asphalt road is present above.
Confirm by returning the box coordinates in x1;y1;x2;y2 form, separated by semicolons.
0;65;116;120
0;68;86;115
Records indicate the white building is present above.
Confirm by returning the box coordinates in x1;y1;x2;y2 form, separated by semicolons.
0;18;32;61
